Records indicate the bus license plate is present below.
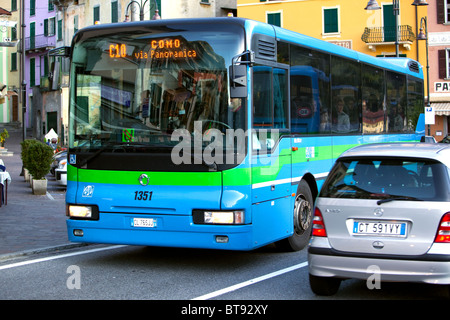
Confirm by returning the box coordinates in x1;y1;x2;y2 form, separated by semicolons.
353;221;406;237
132;218;157;228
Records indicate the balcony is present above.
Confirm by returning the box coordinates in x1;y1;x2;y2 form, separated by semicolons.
361;25;415;51
25;34;56;53
40;71;69;92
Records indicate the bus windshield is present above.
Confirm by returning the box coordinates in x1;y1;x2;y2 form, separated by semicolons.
69;23;245;164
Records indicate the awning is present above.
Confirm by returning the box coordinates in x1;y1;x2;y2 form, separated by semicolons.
432;103;450;116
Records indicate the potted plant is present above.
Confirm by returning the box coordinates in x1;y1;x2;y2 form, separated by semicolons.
26;141;54;195
20;139;40;182
0;129;9;148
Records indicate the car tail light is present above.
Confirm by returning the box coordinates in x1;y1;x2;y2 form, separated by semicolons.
312;207;327;237
434;213;450;243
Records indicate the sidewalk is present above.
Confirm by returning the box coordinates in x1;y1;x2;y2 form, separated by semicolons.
0;129;75;259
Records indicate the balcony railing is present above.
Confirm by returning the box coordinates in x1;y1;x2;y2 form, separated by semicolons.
361;25;415;44
25;34;56;52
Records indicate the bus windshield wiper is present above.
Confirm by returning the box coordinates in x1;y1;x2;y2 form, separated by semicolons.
377;196;423;205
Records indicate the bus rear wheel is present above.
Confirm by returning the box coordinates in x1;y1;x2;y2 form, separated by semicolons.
276;180;313;251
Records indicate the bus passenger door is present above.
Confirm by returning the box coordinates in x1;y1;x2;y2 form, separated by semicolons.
251;65;292;247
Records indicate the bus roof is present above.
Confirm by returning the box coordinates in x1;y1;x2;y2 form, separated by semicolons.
73;17;423;79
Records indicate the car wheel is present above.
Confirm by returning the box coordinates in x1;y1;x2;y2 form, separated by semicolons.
276;180;313;251
309;274;341;296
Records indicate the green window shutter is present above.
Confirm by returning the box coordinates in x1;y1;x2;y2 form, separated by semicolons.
57;19;62;40
93;6;100;24
30;58;35;87
324;8;338;33
11;52;17;71
44;19;48;36
267;12;281;27
11;25;17;40
44;55;49;76
30;0;35;16
111;1;118;23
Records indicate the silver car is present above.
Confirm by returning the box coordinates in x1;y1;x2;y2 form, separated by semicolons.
308;143;450;297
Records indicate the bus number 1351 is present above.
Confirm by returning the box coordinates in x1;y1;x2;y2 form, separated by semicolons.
134;191;153;201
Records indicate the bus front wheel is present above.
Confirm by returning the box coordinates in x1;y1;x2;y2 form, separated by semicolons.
276;180;313;251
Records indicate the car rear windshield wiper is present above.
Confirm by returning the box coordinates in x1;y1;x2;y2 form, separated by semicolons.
377;196;423;205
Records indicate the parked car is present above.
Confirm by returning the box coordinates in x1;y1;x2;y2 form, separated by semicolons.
439;135;450;144
308;143;450;298
420;135;437;143
55;158;67;186
50;150;67;175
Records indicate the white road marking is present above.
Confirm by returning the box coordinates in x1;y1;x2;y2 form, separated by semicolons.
0;245;127;271
1;245;308;300
192;261;308;300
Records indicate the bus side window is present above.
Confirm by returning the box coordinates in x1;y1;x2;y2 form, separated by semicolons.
252;65;288;152
273;67;288;129
253;66;272;127
289;45;330;135
253;66;288;129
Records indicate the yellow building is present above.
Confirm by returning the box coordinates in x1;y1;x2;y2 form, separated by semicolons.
237;0;429;81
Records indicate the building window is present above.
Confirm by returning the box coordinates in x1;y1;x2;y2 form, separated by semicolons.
267;12;281;27
44;17;56;36
437;0;450;24
42;55;49;77
30;58;35;87
111;1;118;23
48;0;54;11
11;25;17;41
11;52;17;71
438;49;450;79
323;7;339;34
93;6;100;24
74;15;79;33
30;0;35;16
11;0;17;12
57;19;62;41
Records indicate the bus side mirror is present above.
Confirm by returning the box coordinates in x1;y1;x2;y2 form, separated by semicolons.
230;50;254;98
230;64;247;98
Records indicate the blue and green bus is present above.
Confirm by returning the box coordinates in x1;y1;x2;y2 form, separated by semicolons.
63;17;424;251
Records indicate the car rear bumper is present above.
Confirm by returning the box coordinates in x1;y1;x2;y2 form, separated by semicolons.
308;244;450;284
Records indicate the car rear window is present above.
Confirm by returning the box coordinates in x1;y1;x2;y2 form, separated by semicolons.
320;157;450;201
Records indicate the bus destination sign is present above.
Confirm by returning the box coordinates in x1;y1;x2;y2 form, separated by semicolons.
108;38;198;60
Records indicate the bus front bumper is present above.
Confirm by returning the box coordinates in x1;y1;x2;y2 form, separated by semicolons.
66;212;255;251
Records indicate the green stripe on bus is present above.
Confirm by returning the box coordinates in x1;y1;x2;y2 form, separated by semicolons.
67;143;361;186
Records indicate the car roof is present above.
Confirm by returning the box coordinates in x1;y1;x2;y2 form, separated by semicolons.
339;143;450;167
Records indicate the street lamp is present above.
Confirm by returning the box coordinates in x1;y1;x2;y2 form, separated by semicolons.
124;0;160;22
417;16;431;135
411;0;428;6
20;0;26;141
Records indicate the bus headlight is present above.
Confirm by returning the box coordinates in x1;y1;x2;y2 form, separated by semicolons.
193;210;244;225
67;205;99;220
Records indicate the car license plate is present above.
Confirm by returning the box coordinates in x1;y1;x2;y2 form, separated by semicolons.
352;221;406;237
132;218;157;228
